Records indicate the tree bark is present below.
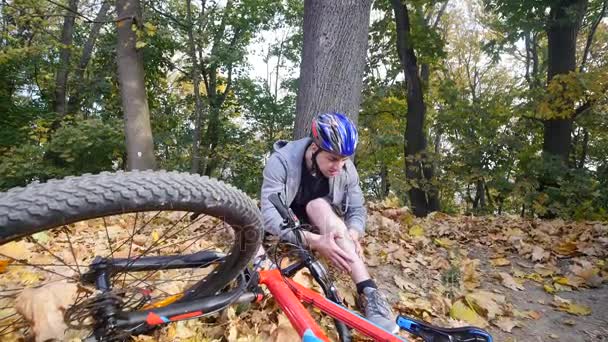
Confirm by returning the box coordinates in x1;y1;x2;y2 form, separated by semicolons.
67;1;111;115
391;0;432;217
53;0;79;116
293;0;373;138
115;0;156;170
187;0;205;174
543;0;587;162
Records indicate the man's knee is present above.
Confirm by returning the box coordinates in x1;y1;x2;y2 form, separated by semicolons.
305;198;332;216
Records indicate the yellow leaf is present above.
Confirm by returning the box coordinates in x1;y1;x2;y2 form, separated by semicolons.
464;290;505;320
544;284;556;294
556;303;592;316
525;273;544;283
409;225;424;237
433;238;454;248
152;230;160;242
449;300;487;327
0;240;31;260
135;41;147;49
490;258;511;267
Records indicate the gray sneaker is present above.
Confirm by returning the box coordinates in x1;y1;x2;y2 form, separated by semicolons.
358;287;399;333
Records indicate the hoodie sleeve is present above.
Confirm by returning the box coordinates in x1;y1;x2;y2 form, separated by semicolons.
344;164;367;234
260;154;298;243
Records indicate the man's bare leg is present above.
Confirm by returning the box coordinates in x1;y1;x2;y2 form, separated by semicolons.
305;198;371;283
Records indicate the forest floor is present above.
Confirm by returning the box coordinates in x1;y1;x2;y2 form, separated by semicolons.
2;202;606;342
355;205;608;342
152;203;607;342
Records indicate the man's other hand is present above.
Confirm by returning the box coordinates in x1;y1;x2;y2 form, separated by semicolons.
305;231;354;273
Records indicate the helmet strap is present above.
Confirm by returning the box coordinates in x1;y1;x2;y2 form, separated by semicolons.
311;148;322;177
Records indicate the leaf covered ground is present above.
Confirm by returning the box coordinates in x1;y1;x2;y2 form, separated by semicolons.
1;204;606;342
138;201;608;342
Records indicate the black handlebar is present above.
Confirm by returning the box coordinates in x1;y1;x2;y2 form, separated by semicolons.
268;193;293;223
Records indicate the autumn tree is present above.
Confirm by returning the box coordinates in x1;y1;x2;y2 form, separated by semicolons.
115;0;156;170
293;0;373;138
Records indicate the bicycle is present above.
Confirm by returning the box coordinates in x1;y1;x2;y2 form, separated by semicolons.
0;170;493;341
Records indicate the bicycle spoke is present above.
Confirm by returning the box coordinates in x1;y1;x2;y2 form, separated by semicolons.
103;217;115;262
63;228;82;277
27;238;80;275
122;212;140;288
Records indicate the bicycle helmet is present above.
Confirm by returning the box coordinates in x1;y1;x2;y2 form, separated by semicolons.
311;112;358;157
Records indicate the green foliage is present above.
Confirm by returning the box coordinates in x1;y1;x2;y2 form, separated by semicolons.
0;119;124;190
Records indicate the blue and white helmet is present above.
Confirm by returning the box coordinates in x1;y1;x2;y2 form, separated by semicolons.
311;112;358;157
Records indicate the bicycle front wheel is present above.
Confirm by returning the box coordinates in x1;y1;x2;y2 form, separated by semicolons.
0;171;263;340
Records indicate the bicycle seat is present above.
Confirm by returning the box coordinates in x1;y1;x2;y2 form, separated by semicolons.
397;315;493;342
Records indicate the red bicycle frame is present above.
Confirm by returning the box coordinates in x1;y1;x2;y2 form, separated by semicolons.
259;269;407;342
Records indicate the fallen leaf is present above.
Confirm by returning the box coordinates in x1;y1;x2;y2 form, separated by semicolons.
15;282;79;341
394;275;417;292
549;334;559;339
449;299;487;327
494;316;518;333
152;230;160;242
433;238;454;248
525;273;544;283
409;225;424;237
490;258;511;267
553;241;578;256
571;265;603;288
462;258;481;290
0;240;31;260
543;283;556;294
563;319;576;326
0;259;11;273
555;302;592;316
464;290;505;320
534;264;557;277
527;311;542;320
271;313;300;342
531;246;549;262
499;272;524;291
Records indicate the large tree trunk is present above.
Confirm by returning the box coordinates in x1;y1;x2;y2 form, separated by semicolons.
115;0;156;170
187;0;206;174
543;0;587;162
67;1;110;116
391;0;432;217
53;0;79;116
293;0;373;138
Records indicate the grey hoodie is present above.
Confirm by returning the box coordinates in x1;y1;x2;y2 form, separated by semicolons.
260;137;367;243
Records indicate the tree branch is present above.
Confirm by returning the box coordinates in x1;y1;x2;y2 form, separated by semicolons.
580;0;607;71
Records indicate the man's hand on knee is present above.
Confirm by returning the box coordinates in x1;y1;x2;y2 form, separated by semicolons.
304;231;354;273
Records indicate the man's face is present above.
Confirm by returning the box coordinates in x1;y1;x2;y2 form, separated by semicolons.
314;148;349;178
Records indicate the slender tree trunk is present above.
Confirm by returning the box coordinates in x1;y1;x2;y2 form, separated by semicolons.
187;0;205;174
543;0;587;162
391;0;431;217
53;0;79;116
67;1;110;115
115;0;156;170
578;128;589;168
293;0;373;138
380;163;390;198
200;1;235;175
